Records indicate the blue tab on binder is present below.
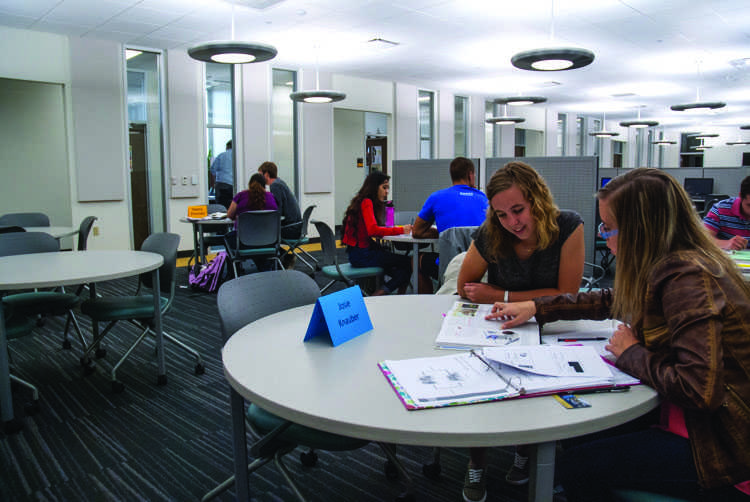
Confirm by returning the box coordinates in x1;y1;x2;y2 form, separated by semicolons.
304;286;373;346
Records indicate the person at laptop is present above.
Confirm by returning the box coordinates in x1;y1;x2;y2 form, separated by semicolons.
411;156;488;293
703;176;750;250
457;161;584;502
492;168;750;501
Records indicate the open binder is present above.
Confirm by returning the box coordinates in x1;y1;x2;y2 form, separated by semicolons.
379;345;633;411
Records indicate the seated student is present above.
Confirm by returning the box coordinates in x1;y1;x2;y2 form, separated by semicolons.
226;173;277;226
258;161;302;240
703;175;750;250
457;161;584;502
493;168;750;502
342;171;413;296
412;157;488;292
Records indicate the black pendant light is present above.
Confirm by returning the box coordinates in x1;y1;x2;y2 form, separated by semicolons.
589;112;619;137
486;104;525;124
290;45;346;104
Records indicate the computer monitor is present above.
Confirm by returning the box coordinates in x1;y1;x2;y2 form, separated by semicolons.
600;177;612;188
683;178;714;197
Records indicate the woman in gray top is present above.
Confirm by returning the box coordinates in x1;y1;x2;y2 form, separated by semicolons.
457;161;584;502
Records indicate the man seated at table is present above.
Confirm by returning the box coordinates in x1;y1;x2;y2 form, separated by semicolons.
412;157;488;291
258;161;302;240
703;175;750;250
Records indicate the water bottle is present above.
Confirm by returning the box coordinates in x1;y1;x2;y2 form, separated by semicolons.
385;201;395;227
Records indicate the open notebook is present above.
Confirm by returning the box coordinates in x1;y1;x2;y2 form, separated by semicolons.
379;345;626;411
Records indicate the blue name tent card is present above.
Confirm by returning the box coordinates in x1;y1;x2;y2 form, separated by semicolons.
304;286;373;346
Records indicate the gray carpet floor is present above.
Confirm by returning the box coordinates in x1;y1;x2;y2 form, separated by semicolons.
1;248;612;502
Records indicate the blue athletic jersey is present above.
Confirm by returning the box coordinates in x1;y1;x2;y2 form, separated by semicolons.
418;184;488;233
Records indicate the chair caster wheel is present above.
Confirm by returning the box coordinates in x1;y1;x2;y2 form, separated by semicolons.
24;401;40;415
62;340;72;350
395;492;415;502
111;381;125;393
300;450;318;467
156;374;168;386
194;364;205;375
95;348;106;359
81;361;96;376
384;459;399;481
422;461;441;480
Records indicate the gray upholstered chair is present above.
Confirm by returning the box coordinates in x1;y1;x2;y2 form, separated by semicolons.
311;220;383;295
0;212;50;227
79;233;204;392
203;270;411;502
224;210;284;277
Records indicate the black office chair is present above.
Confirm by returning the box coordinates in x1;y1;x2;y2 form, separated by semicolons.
0;226;25;234
224;210;284;277
203;270;412;502
0;212;50;227
312;220;383;295
281;205;319;273
61;216;98;350
80;233;205;392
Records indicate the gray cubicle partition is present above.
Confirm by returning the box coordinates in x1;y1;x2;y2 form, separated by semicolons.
607;167;749;199
391;158;482;212
486;157;599;263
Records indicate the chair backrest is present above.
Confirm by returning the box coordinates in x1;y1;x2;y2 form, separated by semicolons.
0;212;50;227
311;220;338;267
139;232;180;297
437;226;478;284
236;210;281;249
77;216;98;251
298;205;316;238
0;232;59;257
0;226;25;234
217;270;321;342
207;203;227;214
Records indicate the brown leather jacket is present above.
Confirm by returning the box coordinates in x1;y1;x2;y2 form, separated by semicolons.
534;250;750;488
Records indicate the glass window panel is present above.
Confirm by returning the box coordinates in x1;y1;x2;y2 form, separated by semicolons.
272;68;297;196
418;90;434;159
454;95;468;157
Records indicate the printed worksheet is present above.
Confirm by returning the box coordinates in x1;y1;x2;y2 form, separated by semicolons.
434;301;539;349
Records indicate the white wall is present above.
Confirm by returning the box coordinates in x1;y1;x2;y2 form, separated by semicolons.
437;90;454;159
333;109;366;226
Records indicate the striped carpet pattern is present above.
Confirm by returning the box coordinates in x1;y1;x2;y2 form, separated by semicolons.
1;249;556;502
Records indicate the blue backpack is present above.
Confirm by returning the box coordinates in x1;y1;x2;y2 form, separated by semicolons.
188;251;228;292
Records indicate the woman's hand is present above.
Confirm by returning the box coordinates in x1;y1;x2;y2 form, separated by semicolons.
605;323;638;358
485;301;536;328
402;224;413;234
462;282;501;303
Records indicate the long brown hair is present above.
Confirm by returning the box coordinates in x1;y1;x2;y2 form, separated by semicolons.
342;171;389;236
483;161;560;260
599;168;750;327
245;173;268;210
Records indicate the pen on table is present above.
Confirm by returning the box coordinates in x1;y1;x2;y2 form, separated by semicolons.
566;387;630;395
557;337;608;342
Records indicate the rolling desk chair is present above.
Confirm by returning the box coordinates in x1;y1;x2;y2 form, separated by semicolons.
0;212;50;227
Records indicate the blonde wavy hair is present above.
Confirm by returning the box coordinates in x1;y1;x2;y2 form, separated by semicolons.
483;161;560;261
599;168;750;328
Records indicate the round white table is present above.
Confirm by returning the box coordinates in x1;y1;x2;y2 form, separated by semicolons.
382;234;439;293
179;217;233;271
23;226;78;240
223;294;659;501
0;250;163;431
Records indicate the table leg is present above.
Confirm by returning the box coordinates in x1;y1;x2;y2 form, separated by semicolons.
528;441;556;502
0;302;22;433
231;387;250;501
153;269;166;385
191;223;201;274
198;223;206;268
411;242;419;294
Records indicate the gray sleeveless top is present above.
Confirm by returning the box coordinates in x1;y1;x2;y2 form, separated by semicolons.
473;210;583;292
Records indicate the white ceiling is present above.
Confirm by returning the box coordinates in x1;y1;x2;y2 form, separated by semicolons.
2;0;750;131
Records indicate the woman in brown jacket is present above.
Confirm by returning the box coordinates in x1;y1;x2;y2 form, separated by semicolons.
492;168;750;501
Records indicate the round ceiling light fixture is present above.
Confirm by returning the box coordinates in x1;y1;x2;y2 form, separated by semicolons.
589;111;619;137
740;125;750;130
188;41;277;64
651;139;677;145
486;116;526;125
494;96;548;106
726;141;750;145
688;133;719;138
511;48;595;71
670;101;726;111
289;89;346;103
619;120;659;128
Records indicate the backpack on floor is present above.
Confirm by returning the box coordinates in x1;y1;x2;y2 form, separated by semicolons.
189;251;228;292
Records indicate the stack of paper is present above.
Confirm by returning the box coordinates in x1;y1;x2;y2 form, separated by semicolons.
434;301;539;349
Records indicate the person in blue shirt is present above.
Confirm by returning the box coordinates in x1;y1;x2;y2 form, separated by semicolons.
210;140;234;210
412;157;488;291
